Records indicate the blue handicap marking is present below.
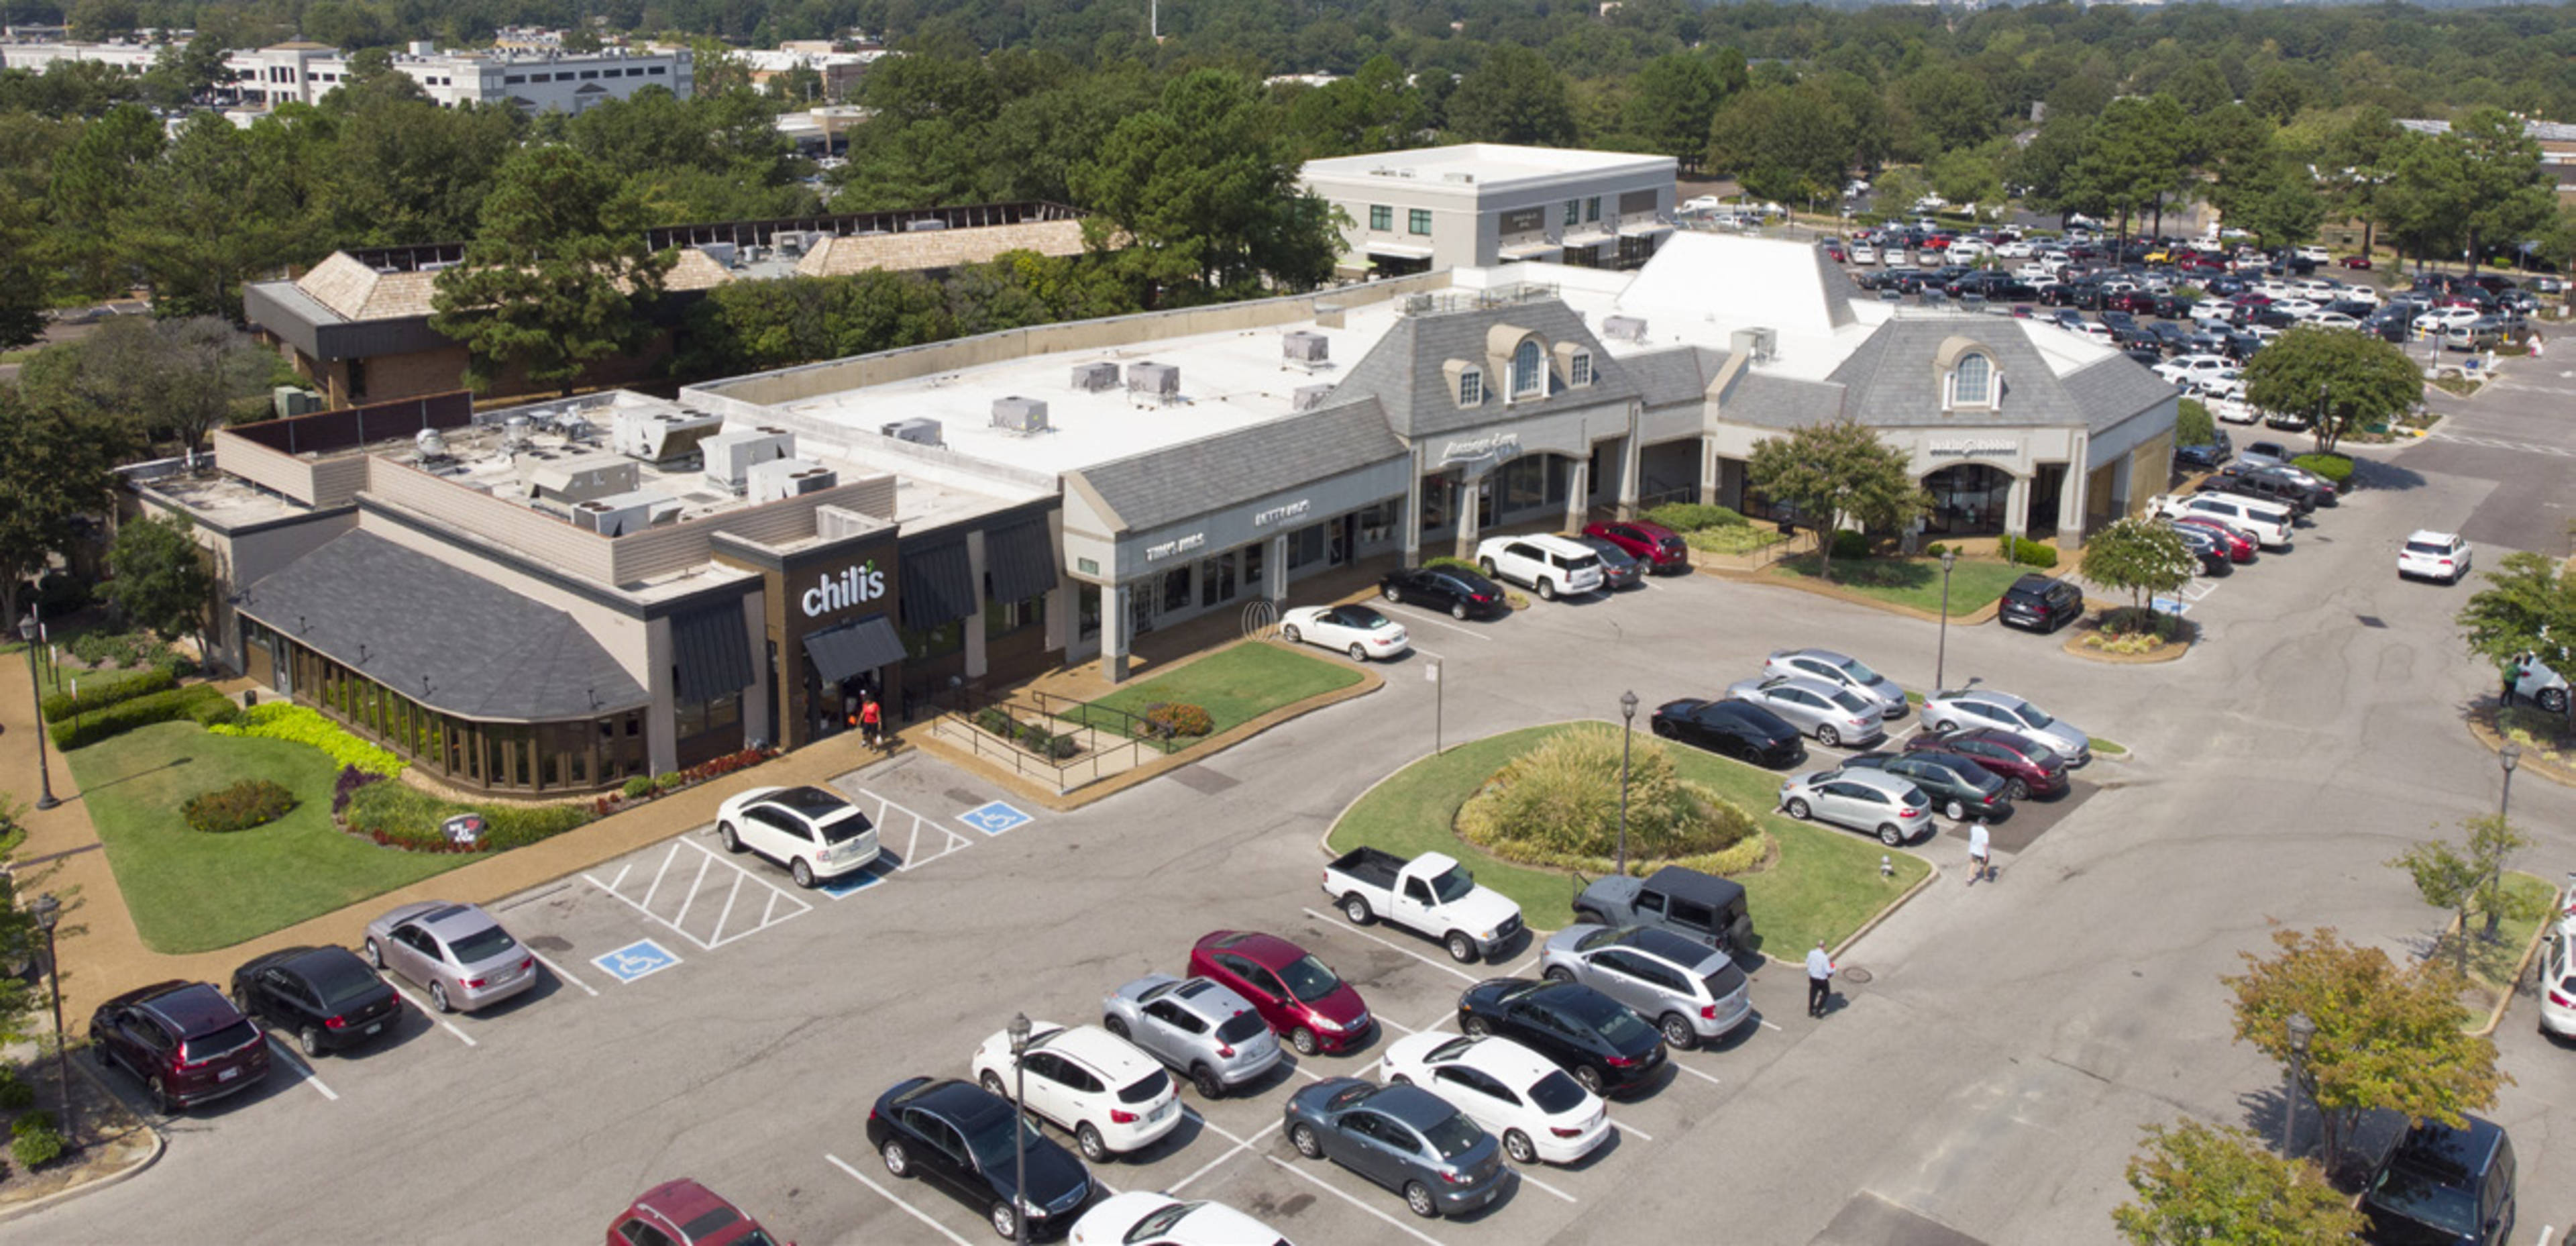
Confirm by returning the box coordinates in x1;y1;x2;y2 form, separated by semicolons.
816;864;892;898
2151;595;2192;616
957;800;1034;837
593;938;682;984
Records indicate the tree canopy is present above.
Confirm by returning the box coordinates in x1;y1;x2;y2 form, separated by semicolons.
1742;419;1925;579
2112;1120;2362;1246
2080;517;2198;623
0;388;121;628
2241;327;2422;456
102;511;215;660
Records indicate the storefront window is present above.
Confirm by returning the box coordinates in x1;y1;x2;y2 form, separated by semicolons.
1242;542;1265;597
1161;566;1191;613
900;620;963;661
675;690;741;739
1077;584;1100;640
1286;523;1325;569
1419;476;1452;531
1199;554;1237;608
1358;499;1399;546
984;593;1044;641
1503;456;1547;509
1922;464;2013;535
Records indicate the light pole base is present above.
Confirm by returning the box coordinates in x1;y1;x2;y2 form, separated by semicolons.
34;794;59;811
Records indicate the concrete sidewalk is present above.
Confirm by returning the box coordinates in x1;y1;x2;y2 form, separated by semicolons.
0;649;893;1035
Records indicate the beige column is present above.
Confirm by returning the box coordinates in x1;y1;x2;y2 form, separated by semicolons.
1102;582;1128;685
1564;457;1591;531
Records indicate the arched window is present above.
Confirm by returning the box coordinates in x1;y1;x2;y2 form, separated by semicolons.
1950;352;1993;407
1511;341;1544;396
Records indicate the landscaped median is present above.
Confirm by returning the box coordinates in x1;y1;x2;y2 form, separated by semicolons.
1062;641;1362;751
1325;722;1932;959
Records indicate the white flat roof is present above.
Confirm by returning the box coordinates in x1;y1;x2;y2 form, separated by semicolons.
1301;143;1674;194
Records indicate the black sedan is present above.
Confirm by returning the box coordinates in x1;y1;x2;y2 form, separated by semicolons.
1456;978;1663;1096
1839;751;2011;821
1380;565;1508;620
1651;698;1806;768
869;1076;1093;1241
229;945;402;1057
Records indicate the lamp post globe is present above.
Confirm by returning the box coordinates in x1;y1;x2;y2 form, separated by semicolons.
1618;691;1640;876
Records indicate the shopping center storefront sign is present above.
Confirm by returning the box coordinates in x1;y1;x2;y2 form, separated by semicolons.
1927;436;2019;458
1436;431;1523;468
799;558;888;618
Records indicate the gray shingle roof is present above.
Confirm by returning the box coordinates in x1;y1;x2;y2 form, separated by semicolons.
239;530;650;721
2057;356;2181;433
1823;316;2090;429
1717;372;1849;428
1625;346;1722;409
1068;399;1407;535
1332;300;1643;439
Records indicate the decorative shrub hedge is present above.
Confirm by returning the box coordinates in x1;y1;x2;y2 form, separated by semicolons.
1642;503;1750;532
973;707;1078;760
1456;725;1768;876
2292;453;2355;486
1999;534;2060;568
40;666;176;722
64;629;186;674
341;781;593;854
1828;529;1872;562
182;778;299;833
1422;556;1482;574
48;684;233;749
209;703;405;776
1142;702;1215;738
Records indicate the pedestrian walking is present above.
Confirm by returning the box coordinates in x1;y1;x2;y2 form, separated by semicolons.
1968;819;1992;885
1805;940;1833;1018
860;696;883;749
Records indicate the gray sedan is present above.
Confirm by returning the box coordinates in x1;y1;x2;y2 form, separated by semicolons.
1285;1078;1512;1218
1762;647;1907;719
1920;688;2090;765
1539;925;1752;1049
1725;674;1887;748
362;901;539;1013
1102;974;1283;1098
1777;767;1936;845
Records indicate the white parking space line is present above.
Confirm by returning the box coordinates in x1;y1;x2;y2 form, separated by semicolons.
1614;1119;1652;1141
1258;1153;1450;1246
264;1035;339;1101
1167;1112;1277;1196
1377;1014;1417;1035
825;1153;975;1246
868;790;975;873
1500;952;1544;978
1670;1061;1725;1089
1515;1167;1579;1203
525;949;598;997
2531;1227;2554;1246
1375;605;1494;641
1299;908;1483;985
378;981;478;1047
584;835;812;951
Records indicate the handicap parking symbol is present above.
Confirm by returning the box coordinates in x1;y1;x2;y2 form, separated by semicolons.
957;800;1034;837
593;939;682;984
816;864;891;898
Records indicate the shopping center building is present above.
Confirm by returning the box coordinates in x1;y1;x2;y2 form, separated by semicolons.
154;230;2174;793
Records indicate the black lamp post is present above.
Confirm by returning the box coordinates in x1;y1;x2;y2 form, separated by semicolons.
2489;743;2521;939
32;892;70;1150
1618;690;1639;876
2284;1010;2316;1159
18;611;58;811
1935;550;1958;694
1007;1011;1031;1243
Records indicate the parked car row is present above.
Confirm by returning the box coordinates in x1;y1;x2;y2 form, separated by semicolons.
1281;521;1698;666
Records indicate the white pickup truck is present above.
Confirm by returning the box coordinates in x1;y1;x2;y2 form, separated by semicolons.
1322;849;1525;963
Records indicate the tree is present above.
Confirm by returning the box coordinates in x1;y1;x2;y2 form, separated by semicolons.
0;802;41;1046
123;113;316;321
1742;419;1925;580
2112;1119;2363;1245
1284;55;1430;161
2449;107;2557;276
2177;399;2216;448
2241;327;2422;455
2320;107;2406;258
42;102;163;299
430;145;675;395
101;512;214;662
2390;815;2541;971
2226;927;2510;1163
15;315;268;458
0;390;120;629
2455;550;2576;726
1705;83;1858;209
1445;46;1577;146
2076;95;2191;240
2080;517;2198;632
1623;52;1731;171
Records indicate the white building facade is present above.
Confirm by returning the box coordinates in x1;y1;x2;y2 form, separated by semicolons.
1299;143;1680;276
0;37;691;111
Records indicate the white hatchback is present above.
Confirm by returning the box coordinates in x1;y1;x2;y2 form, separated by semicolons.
1380;1031;1611;1165
971;1021;1183;1162
2397;530;2471;584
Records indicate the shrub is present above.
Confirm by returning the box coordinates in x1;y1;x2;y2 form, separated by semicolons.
65;628;177;672
10;1120;64;1170
186;696;240;728
678;748;770;786
2178;399;2216;447
1829;529;1871;562
49;684;231;749
1456;725;1764;872
1421;556;1482;575
0;1066;31;1112
331;765;384;816
621;776;655;800
1683;525;1787;556
1642;503;1750;532
1924;541;1948;558
1999;535;2060;568
182;778;298;833
341;781;593;854
653;771;683;791
208;703;405;776
1142;702;1215;738
1020;725;1077;760
40;666;176;721
2291;453;2355;486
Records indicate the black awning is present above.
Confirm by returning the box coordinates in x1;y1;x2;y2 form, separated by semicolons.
902;541;974;629
984;519;1060;605
803;615;906;686
671;601;755;704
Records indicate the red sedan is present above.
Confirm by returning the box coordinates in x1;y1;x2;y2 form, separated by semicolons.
1189;931;1371;1055
1580;519;1691;574
1904;728;2070;800
2167;516;2257;563
2339;254;2374;270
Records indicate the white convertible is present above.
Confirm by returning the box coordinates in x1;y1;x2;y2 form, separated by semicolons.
1380;1031;1611;1165
1280;603;1411;662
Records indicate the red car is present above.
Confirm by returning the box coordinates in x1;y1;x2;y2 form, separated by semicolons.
2339;255;2374;270
1580;520;1690;574
606;1178;786;1246
89;980;270;1112
1189;931;1370;1055
1904;728;2070;800
2167;515;2258;563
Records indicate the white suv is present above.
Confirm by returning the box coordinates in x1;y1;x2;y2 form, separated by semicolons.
2397;530;2471;584
1476;534;1605;601
715;784;881;888
2153;493;2293;548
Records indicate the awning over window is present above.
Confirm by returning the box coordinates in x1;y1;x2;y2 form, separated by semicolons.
1499;242;1562;262
803;615;906;686
984;519;1059;605
901;541;974;629
1364;242;1434;259
670;601;754;705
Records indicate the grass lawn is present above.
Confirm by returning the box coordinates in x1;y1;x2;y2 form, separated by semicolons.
2454;871;2558;1021
1067;642;1362;751
1683;525;1789;556
1326;723;1931;958
2089;737;2129;756
1777;554;2028;615
64;722;473;953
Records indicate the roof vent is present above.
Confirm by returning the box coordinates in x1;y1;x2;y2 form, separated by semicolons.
1729;327;1777;361
1127;362;1180;401
991;396;1050;433
700;427;798;495
1603;315;1648;343
1070;362;1120;392
414;427;450;461
1292;384;1334;412
880;418;943;447
1282;331;1330;365
746;458;838;503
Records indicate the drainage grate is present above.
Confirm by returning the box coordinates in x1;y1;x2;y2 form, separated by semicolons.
1840;966;1874;985
2357;615;2388;629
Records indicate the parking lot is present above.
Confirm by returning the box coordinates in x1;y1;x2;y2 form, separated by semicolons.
30;422;2576;1244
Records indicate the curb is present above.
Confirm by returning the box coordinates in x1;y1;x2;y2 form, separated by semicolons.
2465;703;2576;790
2467;871;2555;1039
1827;854;1944;966
2060;623;2194;666
0;1062;166;1227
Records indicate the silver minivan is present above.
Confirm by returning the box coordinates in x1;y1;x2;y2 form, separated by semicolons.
1537;925;1753;1049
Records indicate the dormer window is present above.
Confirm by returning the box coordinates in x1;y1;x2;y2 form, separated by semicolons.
1949;352;1993;408
1511;341;1544;397
1460;368;1484;406
1569;351;1593;387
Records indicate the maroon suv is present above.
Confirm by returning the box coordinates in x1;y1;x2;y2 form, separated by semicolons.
1581;520;1690;574
1904;728;2070;800
91;980;271;1112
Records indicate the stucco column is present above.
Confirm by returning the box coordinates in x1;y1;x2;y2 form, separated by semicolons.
963;529;989;680
1699;435;1723;505
1402;460;1425;568
1101;582;1128;685
1618;430;1644;519
1564;457;1590;531
2004;473;2031;538
1269;533;1289;602
1455;474;1483;560
2056;461;2088;550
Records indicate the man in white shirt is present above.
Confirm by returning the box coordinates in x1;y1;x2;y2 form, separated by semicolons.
1806;940;1834;1018
1968;820;1992;885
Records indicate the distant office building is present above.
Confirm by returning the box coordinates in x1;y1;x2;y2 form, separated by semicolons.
0;36;692;112
1299;144;1678;276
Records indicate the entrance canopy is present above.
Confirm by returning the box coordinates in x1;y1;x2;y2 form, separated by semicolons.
803;615;905;686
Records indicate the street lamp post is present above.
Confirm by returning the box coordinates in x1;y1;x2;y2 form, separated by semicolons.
18;611;58;811
1935;550;1957;693
1007;1011;1031;1244
2489;743;2521;939
2284;1010;2316;1159
1618;691;1639;877
31;893;70;1151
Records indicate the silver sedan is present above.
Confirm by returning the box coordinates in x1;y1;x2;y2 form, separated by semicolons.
362;901;541;1013
1777;767;1936;846
1725;674;1887;749
1762;648;1907;719
1920;688;2090;765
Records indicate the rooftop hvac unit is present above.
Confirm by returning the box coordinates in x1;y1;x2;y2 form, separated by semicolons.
414;427;451;460
1603;315;1648;343
570;489;682;537
1291;384;1334;412
700;426;798;494
502;414;535;452
1729;327;1777;360
880;418;944;447
905;219;949;232
521;452;639;505
1281;331;1330;364
1126;362;1180;399
991;396;1050;433
696;242;737;268
610;406;726;468
1070;362;1120;392
271;386;322;419
747;458;839;503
